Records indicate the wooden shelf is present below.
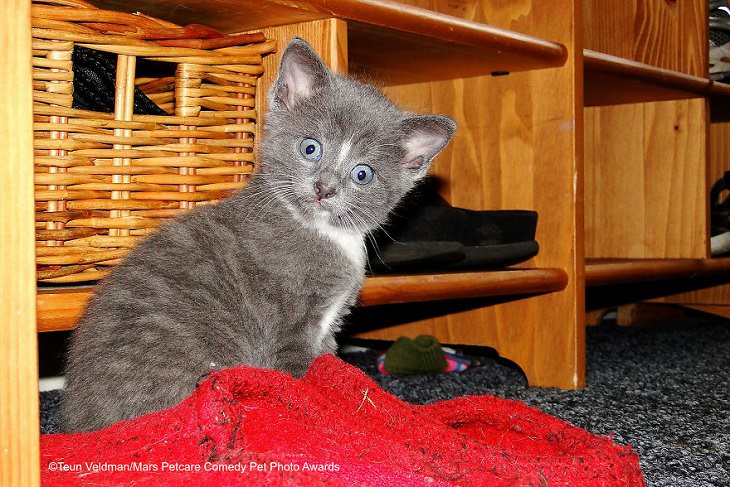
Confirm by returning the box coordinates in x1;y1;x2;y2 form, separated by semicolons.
586;258;730;287
37;268;568;332
36;287;93;333
584;50;730;122
89;0;567;84
584;49;710;106
361;268;568;306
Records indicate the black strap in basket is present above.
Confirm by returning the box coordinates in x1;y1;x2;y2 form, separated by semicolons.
72;46;168;116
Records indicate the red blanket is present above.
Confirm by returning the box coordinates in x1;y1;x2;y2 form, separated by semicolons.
42;354;644;486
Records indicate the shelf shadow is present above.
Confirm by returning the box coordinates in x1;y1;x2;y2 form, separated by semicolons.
587;276;730;311
348;293;539;334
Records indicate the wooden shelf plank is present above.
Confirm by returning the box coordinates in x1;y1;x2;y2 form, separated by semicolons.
584;49;710;106
36;287;93;333
360;268;569;306
48;259;730;326
583;49;730;122
89;0;567;84
584;49;730;122
37;268;568;332
586;258;730;287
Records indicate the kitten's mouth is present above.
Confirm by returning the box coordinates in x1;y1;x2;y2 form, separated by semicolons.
310;198;353;229
292;192;343;226
311;197;332;212
296;197;332;221
303;199;362;232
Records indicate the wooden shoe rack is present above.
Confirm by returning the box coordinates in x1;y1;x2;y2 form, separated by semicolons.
4;0;730;483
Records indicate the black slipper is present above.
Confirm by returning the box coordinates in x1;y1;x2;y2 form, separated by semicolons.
367;241;465;272
367;205;539;274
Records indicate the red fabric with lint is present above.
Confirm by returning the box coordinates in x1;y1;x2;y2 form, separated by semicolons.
41;354;645;486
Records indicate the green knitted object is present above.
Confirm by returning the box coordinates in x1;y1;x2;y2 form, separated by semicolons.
383;335;448;375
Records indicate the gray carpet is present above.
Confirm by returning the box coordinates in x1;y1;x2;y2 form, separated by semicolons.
40;312;729;486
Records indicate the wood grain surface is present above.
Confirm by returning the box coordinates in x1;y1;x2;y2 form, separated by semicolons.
1;1;40;485
584;99;707;258
584;0;706;76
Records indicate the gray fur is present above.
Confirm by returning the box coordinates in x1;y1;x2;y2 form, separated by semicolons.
60;38;455;432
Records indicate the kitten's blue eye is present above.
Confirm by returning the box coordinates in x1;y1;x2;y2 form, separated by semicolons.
350;164;375;185
299;138;322;161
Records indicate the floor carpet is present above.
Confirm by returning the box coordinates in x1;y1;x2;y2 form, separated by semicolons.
40;312;729;486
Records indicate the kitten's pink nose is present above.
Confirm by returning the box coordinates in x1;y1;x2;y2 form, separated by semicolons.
314;181;336;200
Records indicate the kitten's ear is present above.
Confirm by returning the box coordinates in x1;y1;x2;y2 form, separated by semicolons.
399;115;456;180
269;38;332;111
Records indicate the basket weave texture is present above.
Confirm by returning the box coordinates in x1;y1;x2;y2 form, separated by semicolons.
32;0;275;283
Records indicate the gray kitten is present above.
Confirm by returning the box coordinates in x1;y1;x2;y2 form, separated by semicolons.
60;38;455;432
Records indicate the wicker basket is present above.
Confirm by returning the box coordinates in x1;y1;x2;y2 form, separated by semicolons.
32;0;275;283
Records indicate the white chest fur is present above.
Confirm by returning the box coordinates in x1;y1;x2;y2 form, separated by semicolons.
316;220;365;269
313;220;365;345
